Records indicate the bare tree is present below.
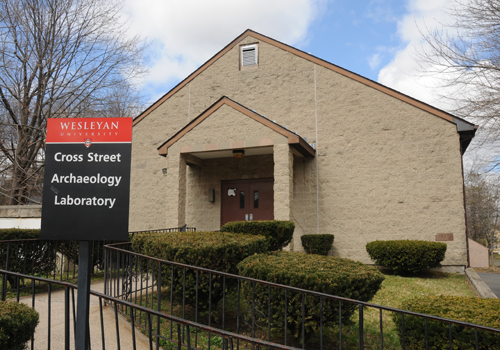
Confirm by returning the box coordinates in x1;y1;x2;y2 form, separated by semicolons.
465;171;500;264
0;0;147;205
418;0;500;165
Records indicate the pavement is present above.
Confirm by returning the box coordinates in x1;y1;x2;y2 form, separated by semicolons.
477;272;500;298
17;280;154;350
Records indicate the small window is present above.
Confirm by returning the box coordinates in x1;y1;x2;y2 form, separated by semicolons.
240;191;245;209
254;191;259;208
241;44;258;67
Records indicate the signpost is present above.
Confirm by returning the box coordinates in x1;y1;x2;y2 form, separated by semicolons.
41;117;132;349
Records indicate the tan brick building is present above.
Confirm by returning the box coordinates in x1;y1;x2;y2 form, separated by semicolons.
130;30;476;267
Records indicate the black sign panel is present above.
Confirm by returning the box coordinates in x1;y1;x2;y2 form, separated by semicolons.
41;118;132;241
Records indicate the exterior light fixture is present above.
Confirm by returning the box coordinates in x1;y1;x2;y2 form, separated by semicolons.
162;168;168;176
233;149;245;159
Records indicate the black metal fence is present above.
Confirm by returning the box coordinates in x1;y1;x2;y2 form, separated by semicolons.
0;227;195;288
1;269;294;350
0;234;499;350
104;242;500;350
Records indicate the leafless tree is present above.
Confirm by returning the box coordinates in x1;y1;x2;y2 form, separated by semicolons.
418;0;500;168
465;171;500;264
0;0;147;205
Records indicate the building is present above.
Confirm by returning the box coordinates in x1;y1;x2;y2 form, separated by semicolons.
130;30;476;267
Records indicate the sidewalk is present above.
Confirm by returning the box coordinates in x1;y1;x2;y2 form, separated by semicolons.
18;280;154;350
477;272;500;298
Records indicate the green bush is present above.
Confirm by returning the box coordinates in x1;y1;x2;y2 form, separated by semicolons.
0;301;39;350
393;296;500;350
221;220;295;251
131;231;268;313
0;229;57;288
366;240;447;274
300;234;334;255
0;228;40;240
237;251;385;345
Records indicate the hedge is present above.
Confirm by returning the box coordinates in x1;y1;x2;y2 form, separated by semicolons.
0;301;39;350
393;296;500;350
131;231;268;313
300;234;334;255
220;220;295;251
366;240;447;274
237;251;385;344
0;229;57;288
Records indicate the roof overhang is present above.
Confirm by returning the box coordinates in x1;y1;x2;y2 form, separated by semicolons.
157;96;316;158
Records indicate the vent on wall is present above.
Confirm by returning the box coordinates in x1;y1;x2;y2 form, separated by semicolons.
241;44;258;67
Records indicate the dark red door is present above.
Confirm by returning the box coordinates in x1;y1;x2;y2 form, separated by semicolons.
221;178;274;227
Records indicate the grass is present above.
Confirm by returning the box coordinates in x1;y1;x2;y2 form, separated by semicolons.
333;269;476;349
118;268;477;349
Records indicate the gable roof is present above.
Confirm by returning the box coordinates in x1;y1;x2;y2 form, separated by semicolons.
134;29;476;133
157;96;315;157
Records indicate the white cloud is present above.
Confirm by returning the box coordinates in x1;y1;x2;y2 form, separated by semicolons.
377;0;454;109
377;0;500;171
123;0;327;100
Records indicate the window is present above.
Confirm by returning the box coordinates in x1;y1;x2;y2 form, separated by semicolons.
240;191;245;209
241;44;258;67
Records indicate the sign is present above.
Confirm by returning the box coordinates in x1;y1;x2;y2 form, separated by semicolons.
41;118;132;240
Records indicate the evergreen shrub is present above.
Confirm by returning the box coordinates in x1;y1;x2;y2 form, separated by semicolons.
366;240;447;274
131;231;268;312
237;251;385;344
393;296;500;350
300;234;334;255
0;229;56;287
221;220;294;251
0;301;39;350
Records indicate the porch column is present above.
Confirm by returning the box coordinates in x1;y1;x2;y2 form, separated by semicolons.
274;143;293;220
165;148;187;228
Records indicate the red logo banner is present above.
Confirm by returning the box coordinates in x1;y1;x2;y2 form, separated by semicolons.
46;118;132;144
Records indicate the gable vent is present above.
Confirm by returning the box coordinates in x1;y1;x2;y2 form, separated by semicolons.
241;44;258;67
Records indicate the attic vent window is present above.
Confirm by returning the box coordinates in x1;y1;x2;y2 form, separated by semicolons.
241;44;258;67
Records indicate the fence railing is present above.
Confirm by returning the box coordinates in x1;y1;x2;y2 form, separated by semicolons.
104;242;500;350
1;269;294;350
0;227;194;287
1;235;499;349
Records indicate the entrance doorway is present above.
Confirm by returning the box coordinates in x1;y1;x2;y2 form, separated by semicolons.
221;178;274;227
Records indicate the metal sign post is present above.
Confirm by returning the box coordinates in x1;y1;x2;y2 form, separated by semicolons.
75;241;92;350
40;118;132;349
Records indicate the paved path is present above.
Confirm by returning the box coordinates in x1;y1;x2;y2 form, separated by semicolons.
17;280;154;350
477;273;500;298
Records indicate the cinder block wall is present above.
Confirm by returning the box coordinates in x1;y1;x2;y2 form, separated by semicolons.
130;34;467;265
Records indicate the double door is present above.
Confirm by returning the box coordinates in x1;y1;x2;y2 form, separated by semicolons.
221;178;274;227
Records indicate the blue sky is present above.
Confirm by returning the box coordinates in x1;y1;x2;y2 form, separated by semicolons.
122;0;497;169
123;0;453;109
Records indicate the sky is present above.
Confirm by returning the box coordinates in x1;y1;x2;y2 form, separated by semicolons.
122;0;453;106
121;0;492;169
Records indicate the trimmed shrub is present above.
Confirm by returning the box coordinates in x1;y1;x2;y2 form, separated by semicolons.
301;234;334;255
0;301;39;350
237;251;385;344
131;231;268;313
221;220;295;251
0;229;57;288
366;240;447;274
0;228;40;240
393;296;500;350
